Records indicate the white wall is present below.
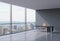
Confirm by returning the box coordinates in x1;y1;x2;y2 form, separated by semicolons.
36;9;60;32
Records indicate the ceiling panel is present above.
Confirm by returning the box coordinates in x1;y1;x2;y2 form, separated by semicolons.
0;0;60;10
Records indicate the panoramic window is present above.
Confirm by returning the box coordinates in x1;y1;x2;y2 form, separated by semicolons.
26;8;36;30
12;5;25;32
0;2;36;35
0;2;10;35
0;2;36;41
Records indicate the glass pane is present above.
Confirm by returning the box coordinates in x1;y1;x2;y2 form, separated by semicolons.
0;2;10;41
26;8;36;41
12;5;25;41
26;8;36;30
27;9;36;22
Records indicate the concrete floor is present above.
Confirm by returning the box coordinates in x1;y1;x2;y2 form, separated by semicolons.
0;30;60;41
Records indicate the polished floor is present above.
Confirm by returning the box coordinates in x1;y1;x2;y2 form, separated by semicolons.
0;30;60;41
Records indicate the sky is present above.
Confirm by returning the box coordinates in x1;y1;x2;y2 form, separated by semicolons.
0;2;36;23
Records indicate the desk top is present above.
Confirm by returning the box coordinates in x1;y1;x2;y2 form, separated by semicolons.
35;26;54;27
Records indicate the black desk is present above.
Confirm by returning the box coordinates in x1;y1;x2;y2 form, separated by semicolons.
35;26;54;32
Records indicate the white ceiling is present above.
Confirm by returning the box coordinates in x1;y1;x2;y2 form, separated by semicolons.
0;0;60;10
